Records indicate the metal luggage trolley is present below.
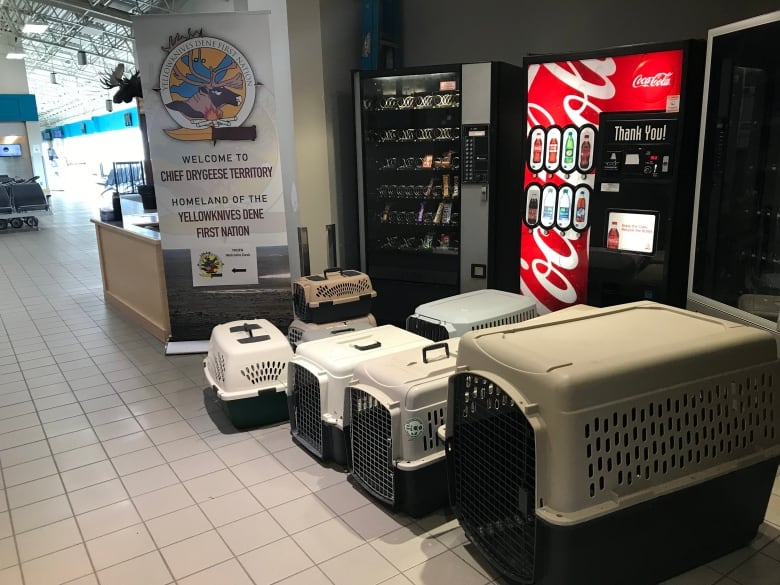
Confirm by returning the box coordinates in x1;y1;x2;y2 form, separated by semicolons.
445;301;780;585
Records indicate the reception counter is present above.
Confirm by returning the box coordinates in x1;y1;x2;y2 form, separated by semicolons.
91;212;170;341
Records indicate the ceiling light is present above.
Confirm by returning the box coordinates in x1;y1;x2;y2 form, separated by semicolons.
6;52;25;59
50;72;57;84
77;50;87;66
22;23;48;34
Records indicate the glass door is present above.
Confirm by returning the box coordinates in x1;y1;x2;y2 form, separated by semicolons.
359;70;462;289
690;14;780;329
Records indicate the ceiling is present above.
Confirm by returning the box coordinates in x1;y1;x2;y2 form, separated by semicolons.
0;0;182;126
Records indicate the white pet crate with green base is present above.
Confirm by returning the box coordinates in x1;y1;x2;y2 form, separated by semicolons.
204;319;293;429
445;301;780;585
347;338;459;517
287;314;377;350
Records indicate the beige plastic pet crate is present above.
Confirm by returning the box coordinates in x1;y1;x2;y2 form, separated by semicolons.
445;301;780;585
204;319;293;429
347;339;460;516
292;268;377;324
287;314;377;350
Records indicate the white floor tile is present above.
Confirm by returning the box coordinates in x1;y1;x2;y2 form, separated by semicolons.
293;517;365;563
20;543;92;585
183;469;243;503
177;559;253;585
0;536;17;570
121;464;180;497
170;451;225;481
0;564;22;585
239;537;314;585
68;479;129;515
53;443;107;472
6;474;64;509
294;462;348;492
48;428;99;455
93;418;143;442
61;460;117;492
86;405;133;427
101;432;154;458
403;550;488;585
319;543;398;585
727;551;780;585
232;454;289;487
0;440;51;468
146;421;196;445
217;510;286;555
269;493;335;534
96;551;172;585
133;484;194;520
371;525;448;572
15;517;83;562
11;495;73;533
214;439;269;467
249;473;311;509
160;530;233;580
112;447;165;476
342;503;413;541
199;489;264;528
86;523;156;571
157;436;210;462
275;566;334;585
76;500;141;540
146;505;212;548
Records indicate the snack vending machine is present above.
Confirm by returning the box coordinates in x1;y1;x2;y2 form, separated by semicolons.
520;42;704;312
355;63;524;325
688;11;780;339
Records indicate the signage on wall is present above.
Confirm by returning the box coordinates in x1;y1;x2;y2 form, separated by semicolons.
134;13;293;345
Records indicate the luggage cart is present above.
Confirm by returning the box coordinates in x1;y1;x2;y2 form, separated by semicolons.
0;183;51;230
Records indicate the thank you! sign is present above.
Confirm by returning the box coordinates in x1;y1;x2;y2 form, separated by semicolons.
134;12;293;343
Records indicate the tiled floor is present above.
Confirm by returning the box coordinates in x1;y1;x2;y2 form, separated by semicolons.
0;182;778;585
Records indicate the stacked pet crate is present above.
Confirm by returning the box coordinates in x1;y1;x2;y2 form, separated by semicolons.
443;301;780;585
406;289;538;341
288;268;378;349
204;319;293;429
346;338;460;516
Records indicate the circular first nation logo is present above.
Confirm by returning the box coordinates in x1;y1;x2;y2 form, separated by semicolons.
404;418;424;439
159;36;256;135
197;251;223;278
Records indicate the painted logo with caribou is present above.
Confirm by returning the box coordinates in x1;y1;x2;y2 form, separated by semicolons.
158;29;258;143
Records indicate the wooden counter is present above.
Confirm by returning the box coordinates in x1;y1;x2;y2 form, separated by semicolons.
91;215;170;341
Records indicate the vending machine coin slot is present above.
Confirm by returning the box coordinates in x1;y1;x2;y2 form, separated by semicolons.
462;124;489;183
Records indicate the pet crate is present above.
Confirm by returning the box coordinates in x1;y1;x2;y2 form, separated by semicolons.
288;314;377;350
287;325;429;465
406;289;538;341
292;268;377;324
347;339;460;516
445;301;780;585
203;319;293;429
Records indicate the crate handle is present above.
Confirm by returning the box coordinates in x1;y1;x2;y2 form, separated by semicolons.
354;340;381;351
330;327;355;334
422;342;450;363
323;267;343;278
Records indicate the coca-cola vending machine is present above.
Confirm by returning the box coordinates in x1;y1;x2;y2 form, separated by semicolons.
520;42;704;312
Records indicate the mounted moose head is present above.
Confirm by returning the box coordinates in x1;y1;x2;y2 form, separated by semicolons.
100;64;143;104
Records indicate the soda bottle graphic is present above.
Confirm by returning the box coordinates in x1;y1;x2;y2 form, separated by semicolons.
580;135;591;169
541;187;556;228
548;136;558;165
575;194;587;223
532;134;543;165
527;190;539;223
607;221;620;250
557;187;571;230
563;132;575;167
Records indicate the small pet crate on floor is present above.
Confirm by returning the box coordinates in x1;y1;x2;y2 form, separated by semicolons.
293;268;377;324
287;325;429;465
347;339;460;517
287;314;377;350
445;301;780;585
204;319;293;429
406;289;538;341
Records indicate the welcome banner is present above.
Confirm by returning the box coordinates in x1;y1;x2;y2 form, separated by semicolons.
134;12;293;347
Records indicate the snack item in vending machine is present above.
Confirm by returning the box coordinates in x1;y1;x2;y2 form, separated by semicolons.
443;174;450;198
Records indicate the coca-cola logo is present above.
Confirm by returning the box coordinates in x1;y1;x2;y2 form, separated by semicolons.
632;72;673;88
631;57;677;103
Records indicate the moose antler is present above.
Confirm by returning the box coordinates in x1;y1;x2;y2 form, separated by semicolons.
100;65;143;103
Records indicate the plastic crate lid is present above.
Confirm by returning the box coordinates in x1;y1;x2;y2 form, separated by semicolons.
412;289;536;325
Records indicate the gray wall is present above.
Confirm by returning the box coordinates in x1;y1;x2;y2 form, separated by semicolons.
401;1;780;66
320;0;362;268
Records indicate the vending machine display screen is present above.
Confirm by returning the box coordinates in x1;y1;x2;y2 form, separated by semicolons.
606;210;659;254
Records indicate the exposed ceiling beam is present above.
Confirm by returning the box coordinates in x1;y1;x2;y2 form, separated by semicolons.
33;0;132;25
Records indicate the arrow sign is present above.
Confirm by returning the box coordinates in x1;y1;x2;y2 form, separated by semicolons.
232;268;247;273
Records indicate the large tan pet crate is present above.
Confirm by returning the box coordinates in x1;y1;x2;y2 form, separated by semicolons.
347;339;459;516
287;325;429;465
445;301;780;585
292;268;377;324
287;314;377;350
406;289;538;341
204;320;293;429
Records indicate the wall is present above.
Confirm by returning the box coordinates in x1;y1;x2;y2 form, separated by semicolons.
320;0;362;268
0;38;29;94
401;1;780;66
0;122;33;179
